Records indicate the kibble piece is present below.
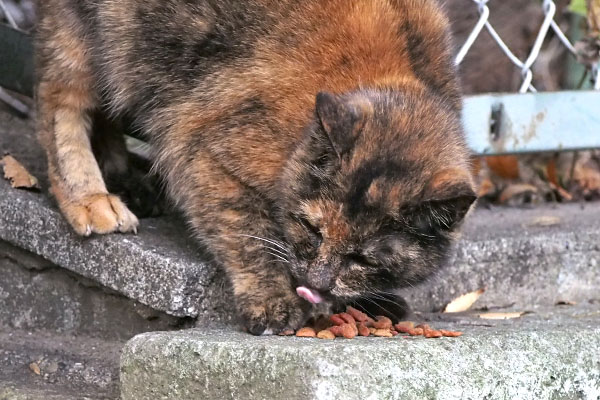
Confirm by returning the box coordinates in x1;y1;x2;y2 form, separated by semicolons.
340;323;357;339
330;314;345;326
415;324;430;330
278;329;295;336
317;330;336;340
346;306;369;322
296;327;316;338
440;329;463;337
372;316;393;329
357;323;371;336
339;312;356;325
368;327;377;335
390;330;399;336
394;321;415;333
329;325;344;337
407;328;424;336
423;329;443;338
373;328;393;337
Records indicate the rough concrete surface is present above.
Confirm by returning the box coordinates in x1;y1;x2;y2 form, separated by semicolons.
0;241;190;340
0;177;233;320
120;305;600;400
0;328;123;400
404;203;600;311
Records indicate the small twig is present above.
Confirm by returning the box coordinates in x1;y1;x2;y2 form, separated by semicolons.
0;86;30;116
0;0;19;29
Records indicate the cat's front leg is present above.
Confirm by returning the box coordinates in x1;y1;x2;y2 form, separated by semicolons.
170;152;310;334
231;260;310;335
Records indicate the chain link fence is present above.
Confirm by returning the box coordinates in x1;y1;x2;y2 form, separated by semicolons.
455;0;599;92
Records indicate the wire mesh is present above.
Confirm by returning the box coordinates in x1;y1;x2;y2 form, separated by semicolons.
1;0;599;93
455;0;600;92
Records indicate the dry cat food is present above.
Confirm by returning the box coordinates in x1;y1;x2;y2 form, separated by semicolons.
287;306;463;340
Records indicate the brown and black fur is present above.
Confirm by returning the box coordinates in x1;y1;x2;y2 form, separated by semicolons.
35;0;476;334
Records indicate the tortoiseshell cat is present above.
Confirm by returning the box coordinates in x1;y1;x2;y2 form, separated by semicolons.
36;0;476;334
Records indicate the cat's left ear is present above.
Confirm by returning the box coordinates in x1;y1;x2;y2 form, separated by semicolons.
419;168;477;230
315;92;371;157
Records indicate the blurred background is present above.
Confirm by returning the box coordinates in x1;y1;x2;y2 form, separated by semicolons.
1;0;599;206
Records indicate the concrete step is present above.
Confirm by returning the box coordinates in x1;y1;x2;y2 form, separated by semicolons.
0;328;123;400
120;304;600;400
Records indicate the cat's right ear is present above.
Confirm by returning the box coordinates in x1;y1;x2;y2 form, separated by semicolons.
315;92;371;157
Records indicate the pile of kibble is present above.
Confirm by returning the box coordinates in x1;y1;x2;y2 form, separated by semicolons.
280;306;463;339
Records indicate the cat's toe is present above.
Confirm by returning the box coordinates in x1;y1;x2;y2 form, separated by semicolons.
240;292;309;335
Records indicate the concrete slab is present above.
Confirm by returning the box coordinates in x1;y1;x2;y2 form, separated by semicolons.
0;177;232;320
120;305;600;400
0;328;123;400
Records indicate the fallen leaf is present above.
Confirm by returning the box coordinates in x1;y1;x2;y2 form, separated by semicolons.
1;155;39;189
29;362;41;375
444;288;485;313
527;216;561;227
486;155;520;180
477;312;525;320
556;300;577;306
498;184;538;204
549;182;573;201
478;178;495;197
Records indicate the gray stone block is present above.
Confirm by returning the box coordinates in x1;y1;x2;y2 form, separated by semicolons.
120;305;600;400
404;203;600;311
0;328;123;400
0;241;189;340
0;178;232;320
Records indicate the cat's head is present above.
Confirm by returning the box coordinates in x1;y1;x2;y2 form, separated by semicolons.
278;88;476;304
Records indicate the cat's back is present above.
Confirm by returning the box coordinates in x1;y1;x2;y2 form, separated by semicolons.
38;0;455;113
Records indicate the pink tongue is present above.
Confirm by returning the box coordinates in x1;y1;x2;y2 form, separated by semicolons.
296;286;323;304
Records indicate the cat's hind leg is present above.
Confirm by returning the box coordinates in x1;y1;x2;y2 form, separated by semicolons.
36;8;138;236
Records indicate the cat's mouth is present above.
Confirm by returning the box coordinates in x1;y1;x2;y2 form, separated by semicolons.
296;286;323;304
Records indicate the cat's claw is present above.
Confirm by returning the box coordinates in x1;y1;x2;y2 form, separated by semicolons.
241;291;310;335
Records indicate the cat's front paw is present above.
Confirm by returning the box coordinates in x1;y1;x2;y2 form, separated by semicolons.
239;291;310;335
59;193;139;236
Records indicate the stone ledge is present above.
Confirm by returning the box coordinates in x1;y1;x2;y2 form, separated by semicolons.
0;178;231;320
120;305;600;400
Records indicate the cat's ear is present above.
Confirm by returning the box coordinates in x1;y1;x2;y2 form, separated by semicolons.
416;168;477;231
315;92;371;157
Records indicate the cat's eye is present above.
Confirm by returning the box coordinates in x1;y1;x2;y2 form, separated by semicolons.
347;253;372;266
298;216;322;247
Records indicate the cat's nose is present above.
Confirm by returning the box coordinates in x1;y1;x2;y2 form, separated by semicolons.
306;263;334;292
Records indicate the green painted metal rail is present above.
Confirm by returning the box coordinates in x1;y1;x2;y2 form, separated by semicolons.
1;24;599;154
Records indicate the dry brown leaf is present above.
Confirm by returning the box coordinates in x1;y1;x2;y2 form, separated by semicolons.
498;184;537;204
444;288;485;313
574;164;600;192
485;155;520;180
556;300;577;306
477;312;525;320
478;178;495;197
1;155;39;189
546;158;559;187
29;362;41;375
527;216;561;227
